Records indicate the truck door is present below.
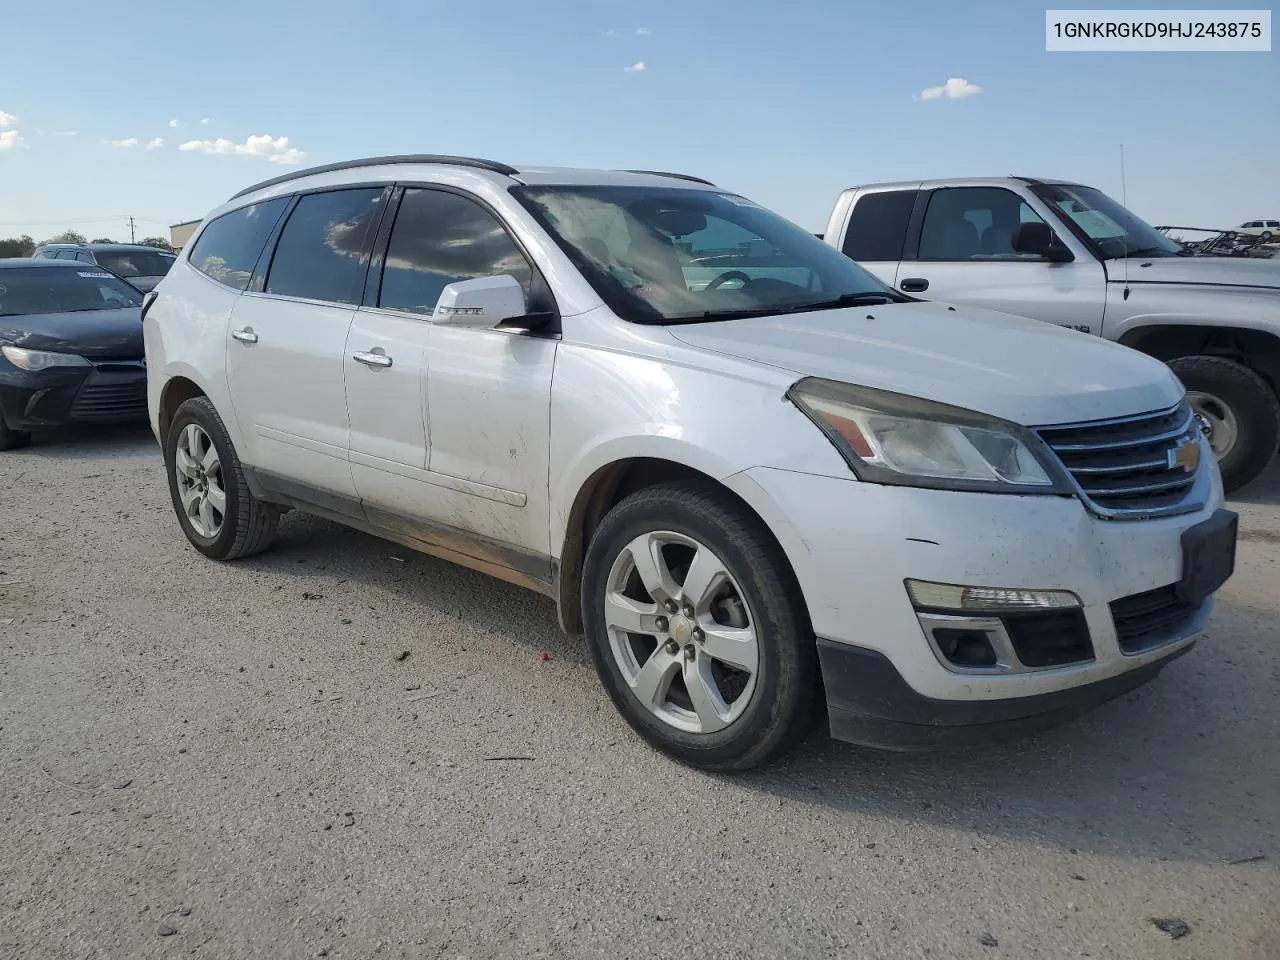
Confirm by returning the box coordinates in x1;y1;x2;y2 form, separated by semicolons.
895;186;1106;335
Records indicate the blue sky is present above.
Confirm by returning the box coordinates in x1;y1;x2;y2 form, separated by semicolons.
1;0;1276;241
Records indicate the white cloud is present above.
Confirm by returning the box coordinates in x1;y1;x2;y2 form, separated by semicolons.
106;137;140;147
915;77;982;101
602;28;619;38
199;117;211;125
53;130;78;137
177;134;306;165
0;130;23;151
146;137;165;149
636;26;651;35
623;61;646;73
168;119;181;128
0;110;17;128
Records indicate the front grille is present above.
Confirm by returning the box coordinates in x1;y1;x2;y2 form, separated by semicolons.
1036;404;1202;517
70;378;148;420
1002;608;1095;667
1110;583;1200;653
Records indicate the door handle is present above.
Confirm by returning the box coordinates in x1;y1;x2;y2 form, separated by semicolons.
899;277;929;293
231;328;259;344
352;350;393;369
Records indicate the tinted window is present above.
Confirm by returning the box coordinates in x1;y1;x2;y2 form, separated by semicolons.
189;198;290;291
842;190;916;262
55;250;79;260
95;250;176;278
919;187;1047;260
379;189;532;315
263;189;383;304
0;267;142;316
76;252;95;263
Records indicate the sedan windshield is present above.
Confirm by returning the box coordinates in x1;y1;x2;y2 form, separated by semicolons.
1033;183;1184;259
513;185;900;324
0;267;143;316
95;249;177;279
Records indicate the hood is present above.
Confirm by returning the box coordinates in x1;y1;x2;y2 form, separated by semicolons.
1108;255;1280;289
0;307;144;360
666;300;1183;426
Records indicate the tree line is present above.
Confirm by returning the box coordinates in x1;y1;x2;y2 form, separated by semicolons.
0;230;175;258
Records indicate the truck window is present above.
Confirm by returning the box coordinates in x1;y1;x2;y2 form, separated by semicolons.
841;190;916;262
918;187;1047;261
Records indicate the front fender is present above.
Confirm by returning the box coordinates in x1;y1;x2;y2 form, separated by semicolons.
1105;281;1280;343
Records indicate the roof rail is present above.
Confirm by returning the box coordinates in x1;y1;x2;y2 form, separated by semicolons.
621;169;716;187
228;154;520;201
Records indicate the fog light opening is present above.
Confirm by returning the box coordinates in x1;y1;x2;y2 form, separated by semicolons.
931;627;999;668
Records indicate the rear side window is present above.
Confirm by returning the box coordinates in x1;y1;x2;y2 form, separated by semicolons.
842;190;916;262
189;198;289;291
95;250;176;278
264;189;384;304
379;188;532;315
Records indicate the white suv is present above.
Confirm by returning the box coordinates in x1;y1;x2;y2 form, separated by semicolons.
144;155;1237;769
1237;220;1279;242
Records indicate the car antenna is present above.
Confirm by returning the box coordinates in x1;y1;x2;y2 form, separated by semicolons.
1120;143;1131;300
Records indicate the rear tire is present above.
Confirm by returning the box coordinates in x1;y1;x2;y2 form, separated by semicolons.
1168;355;1279;494
581;480;820;771
165;396;279;559
0;418;32;451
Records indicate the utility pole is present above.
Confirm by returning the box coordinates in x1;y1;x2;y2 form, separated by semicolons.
128;216;136;243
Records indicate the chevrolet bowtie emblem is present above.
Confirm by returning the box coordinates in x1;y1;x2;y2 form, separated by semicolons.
1168;438;1201;473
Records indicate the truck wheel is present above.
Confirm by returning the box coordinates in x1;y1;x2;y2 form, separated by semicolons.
1261;230;1274;243
1168;356;1280;494
0;418;32;451
581;480;820;771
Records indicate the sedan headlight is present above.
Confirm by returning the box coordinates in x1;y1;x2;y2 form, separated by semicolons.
788;378;1067;493
1;345;92;372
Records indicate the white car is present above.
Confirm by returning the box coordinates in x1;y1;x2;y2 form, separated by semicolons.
144;156;1237;769
1237;220;1279;242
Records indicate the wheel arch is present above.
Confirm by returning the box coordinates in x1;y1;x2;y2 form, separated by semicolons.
1118;323;1280;396
158;374;208;442
554;456;803;636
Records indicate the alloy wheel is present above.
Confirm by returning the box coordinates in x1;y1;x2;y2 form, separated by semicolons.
174;423;226;538
603;530;760;734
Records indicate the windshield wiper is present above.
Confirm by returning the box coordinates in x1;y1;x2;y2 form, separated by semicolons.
661;291;904;324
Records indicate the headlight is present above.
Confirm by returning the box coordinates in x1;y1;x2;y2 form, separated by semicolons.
788;378;1067;493
1;345;92;371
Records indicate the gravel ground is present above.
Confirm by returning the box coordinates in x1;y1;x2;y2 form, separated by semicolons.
1;425;1278;960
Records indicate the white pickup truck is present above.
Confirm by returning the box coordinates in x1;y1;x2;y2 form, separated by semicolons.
821;177;1280;492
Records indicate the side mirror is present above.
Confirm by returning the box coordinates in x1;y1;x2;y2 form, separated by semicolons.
432;275;528;328
1012;222;1074;263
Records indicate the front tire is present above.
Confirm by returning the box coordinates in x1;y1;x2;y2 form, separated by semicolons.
581;481;820;771
1168;355;1280;494
164;396;279;559
0;418;32;451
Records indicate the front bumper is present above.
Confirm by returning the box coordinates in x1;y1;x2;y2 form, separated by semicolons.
0;361;148;430
723;459;1228;747
816;637;1195;750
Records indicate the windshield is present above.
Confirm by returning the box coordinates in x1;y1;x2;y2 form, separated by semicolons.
1033;183;1183;259
94;249;177;278
513;185;898;323
0;267;143;316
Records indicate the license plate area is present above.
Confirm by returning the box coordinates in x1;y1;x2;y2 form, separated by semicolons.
1178;509;1238;607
